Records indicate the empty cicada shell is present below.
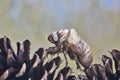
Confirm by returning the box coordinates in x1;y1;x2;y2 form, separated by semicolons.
47;28;93;70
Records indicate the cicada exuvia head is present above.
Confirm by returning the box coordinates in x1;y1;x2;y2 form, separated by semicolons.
47;29;70;45
47;31;59;45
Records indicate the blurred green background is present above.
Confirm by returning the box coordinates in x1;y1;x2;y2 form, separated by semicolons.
0;0;120;74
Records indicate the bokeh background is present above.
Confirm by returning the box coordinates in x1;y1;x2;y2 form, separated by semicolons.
0;0;120;74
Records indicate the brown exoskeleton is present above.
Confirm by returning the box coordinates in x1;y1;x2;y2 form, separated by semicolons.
46;28;93;70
